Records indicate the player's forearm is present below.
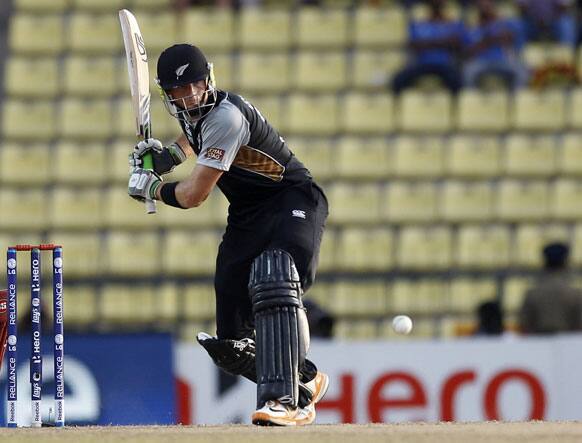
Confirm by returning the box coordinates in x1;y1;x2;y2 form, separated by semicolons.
175;133;194;158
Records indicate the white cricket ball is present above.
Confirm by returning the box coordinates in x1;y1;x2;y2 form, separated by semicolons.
392;315;413;335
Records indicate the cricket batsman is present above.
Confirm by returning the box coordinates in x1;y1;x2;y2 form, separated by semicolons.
0;290;7;372
128;44;329;426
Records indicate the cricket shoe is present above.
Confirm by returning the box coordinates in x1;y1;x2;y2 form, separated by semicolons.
304;371;330;407
252;400;315;426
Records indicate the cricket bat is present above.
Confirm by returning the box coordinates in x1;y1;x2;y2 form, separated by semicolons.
119;9;156;214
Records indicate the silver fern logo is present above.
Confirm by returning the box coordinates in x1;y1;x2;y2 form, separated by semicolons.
175;63;189;79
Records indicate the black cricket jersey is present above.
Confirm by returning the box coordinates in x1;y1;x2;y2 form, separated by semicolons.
178;90;314;213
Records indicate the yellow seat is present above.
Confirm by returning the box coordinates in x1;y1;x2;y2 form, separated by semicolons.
286;93;339;136
496;180;549;221
105;231;160;276
513;90;566;131
183;283;216;321
446;135;501;178
62;285;98;325
457;90;510;132
441;181;494;222
559;133;582;176
163;230;220;276
326;183;381;224
393;135;445;177
72;0;125;10
239;9;291;50
115;97;175;140
132;12;178;53
567;88;582;129
103;185;162;229
354;7;406;48
295;7;348;49
60;99;112;140
316;230;336;272
108;139;134;183
398;91;452;133
551;179;582;220
53;141;107;184
449;278;497;314
341;92;394;134
129;0;172;8
335;136;391;179
63;56;117;97
351;50;405;90
2;100;56;140
397;226;452;270
334;319;378;340
207;52;234;92
390;278;448;315
14;0;68;12
331;280;388;316
5;57;60;99
101;284;157;323
161;187;220;228
181;9;234;52
515;224;569;268
503;277;533;314
336;227;393;271
49;232;102;278
287;136;334;180
68;13;121;54
504;134;557;177
239;53;290;94
9;14;65;54
49;187;104;230
243;95;284;131
455;225;511;269
384;182;438;223
0;143;51;185
0;188;47;230
523;43;574;70
380;316;435;339
293;51;347;92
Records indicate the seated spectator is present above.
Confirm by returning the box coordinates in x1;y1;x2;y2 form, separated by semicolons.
463;0;528;90
519;242;582;334
517;0;576;46
391;0;464;94
475;301;504;336
303;299;335;339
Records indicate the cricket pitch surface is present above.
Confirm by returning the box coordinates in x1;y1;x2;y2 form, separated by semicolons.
3;422;582;443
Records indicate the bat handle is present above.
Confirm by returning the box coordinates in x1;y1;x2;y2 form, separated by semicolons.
142;153;157;214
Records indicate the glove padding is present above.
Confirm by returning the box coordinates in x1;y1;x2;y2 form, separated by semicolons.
128;167;162;203
129;138;187;176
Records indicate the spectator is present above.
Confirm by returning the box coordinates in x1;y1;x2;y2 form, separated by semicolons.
303;299;335;339
475;300;504;335
391;0;464;94
517;0;576;46
463;0;528;90
519;242;582;334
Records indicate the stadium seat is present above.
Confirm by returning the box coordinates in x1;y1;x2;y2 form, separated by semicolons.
68;13;122;54
341;92;394;134
334;319;378;339
457;90;510;132
0;188;47;230
181;9;234;52
440;181;494;222
49;187;104;230
239;53;290;93
570;224;582;266
353;7;406;48
131;13;178;53
380;316;436;339
551;179;582;220
392;135;445;177
351;50;405;90
154;284;181;323
396;226;453;270
523;43;575;70
60;99;112;140
336;227;394;271
183;284;216;320
5;57;60;99
49;232;102;277
514;224;569;268
503;134;557;177
558;133;582;176
567;88;582;129
316;229;336;272
14;0;68;12
103;184;162;229
8;14;65;54
161;188;218;229
0;143;51;185
115;97;175;140
108;139;134;183
293;51;347;92
52;142;107;184
496;180;549;221
391;278;448;315
129;0;172;9
513;90;567;131
163;230;221;276
104;231;160;276
239;9;291;50
295;7;349;49
208;52;235;92
326;183;382;224
63;56;118;97
410;1;461;20
335;136;392;179
455;225;511;269
397;91;453;133
449;278;497;314
72;0;125;11
101;284;157;323
503;277;533;314
331;280;389;316
286;137;334;180
62;286;98;325
244;95;284;131
446;135;502;178
383;182;438;223
2;100;56;140
0;233;42;254
285;93;339;136
306;281;333;308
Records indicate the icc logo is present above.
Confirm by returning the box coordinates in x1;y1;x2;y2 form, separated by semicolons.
7;258;16;269
54;257;63;268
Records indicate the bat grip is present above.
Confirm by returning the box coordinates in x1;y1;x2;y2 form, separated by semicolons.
142;153;157;214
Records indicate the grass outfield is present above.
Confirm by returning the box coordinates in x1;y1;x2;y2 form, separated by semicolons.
2;422;582;443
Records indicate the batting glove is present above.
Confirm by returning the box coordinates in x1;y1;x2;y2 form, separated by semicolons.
129;138;187;175
128;167;163;203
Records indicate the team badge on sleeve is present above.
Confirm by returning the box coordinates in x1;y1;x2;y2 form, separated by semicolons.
206;147;225;161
